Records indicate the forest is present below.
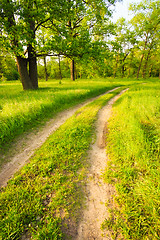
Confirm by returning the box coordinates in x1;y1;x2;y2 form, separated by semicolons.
0;0;160;89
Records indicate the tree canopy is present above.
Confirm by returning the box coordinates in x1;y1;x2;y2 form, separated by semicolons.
1;0;160;88
0;0;120;89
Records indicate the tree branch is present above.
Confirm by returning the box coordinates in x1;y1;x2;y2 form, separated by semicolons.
35;18;50;32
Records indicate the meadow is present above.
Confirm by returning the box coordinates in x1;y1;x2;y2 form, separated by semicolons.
0;78;159;239
103;81;160;239
0;82;123;239
0;78;120;164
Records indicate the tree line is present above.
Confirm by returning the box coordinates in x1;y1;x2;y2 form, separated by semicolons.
0;0;160;90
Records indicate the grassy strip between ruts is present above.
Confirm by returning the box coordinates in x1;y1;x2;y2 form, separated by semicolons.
0;87;123;240
103;82;160;239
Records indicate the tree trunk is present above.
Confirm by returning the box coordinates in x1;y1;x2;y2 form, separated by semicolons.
114;55;118;78
58;56;62;80
28;51;38;89
142;41;153;78
16;56;33;90
27;18;38;89
121;53;129;78
71;59;75;81
142;54;149;78
137;33;148;79
122;64;125;78
149;65;153;77
42;34;48;81
137;53;144;79
4;0;38;90
75;64;77;79
43;56;48;81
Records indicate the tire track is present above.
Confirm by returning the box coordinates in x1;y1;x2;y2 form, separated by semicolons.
75;89;128;240
0;87;120;188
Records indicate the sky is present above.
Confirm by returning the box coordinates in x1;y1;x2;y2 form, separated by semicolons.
111;0;142;22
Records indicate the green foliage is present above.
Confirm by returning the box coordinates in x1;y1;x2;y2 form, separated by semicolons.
0;86;122;240
0;55;19;81
37;57;71;79
1;0;159;83
129;0;160;78
40;0;117;66
0;0;120;87
104;81;160;239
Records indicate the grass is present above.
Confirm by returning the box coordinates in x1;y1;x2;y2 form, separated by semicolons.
0;77;143;167
103;81;160;239
1;77;159;239
0;79;124;152
0;87;123;240
0;78;122;167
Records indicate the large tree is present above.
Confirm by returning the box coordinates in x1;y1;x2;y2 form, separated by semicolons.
0;0;65;89
0;0;121;88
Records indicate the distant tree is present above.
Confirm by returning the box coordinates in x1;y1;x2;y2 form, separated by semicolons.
129;0;160;78
39;0;121;81
0;49;19;81
108;18;137;78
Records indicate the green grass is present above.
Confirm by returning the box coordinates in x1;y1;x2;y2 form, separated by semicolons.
0;77;143;167
103;81;160;239
0;87;123;240
1;77;159;239
0;79;122;152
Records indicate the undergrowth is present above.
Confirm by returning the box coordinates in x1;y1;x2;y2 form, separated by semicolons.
103;81;160;239
0;87;123;240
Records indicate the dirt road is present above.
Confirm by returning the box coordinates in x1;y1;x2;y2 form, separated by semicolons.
75;90;127;240
0;88;120;188
0;88;128;240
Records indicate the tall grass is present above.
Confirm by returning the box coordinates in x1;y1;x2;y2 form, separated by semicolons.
0;88;123;240
103;81;160;239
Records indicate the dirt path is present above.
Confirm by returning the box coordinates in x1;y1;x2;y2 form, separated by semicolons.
75;89;128;240
0;88;120;188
